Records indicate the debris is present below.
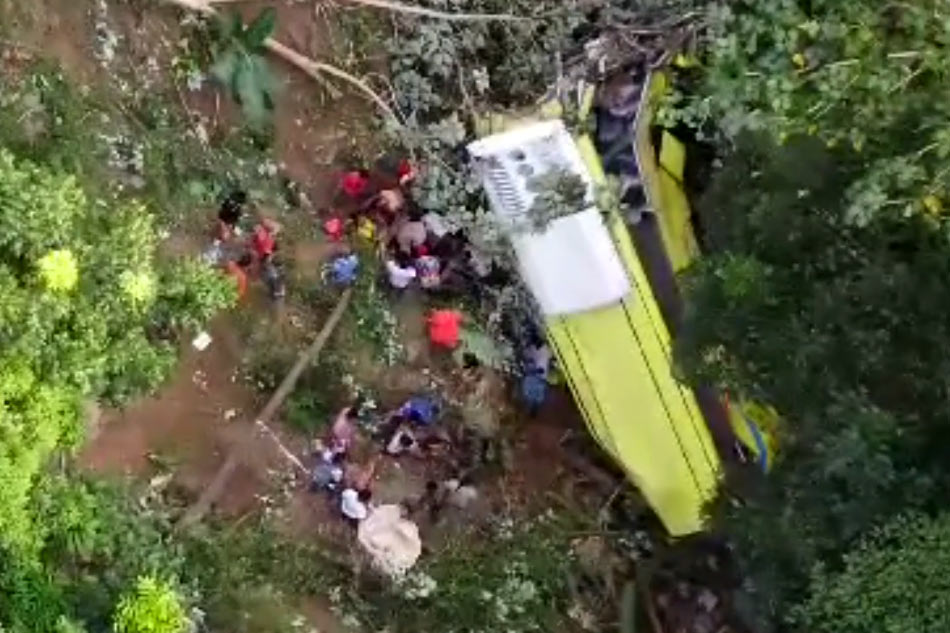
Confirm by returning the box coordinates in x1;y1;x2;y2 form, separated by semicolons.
192;331;212;350
357;504;422;578
149;472;174;491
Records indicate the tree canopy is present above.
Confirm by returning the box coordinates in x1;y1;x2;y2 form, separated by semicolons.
666;1;950;630
668;0;950;227
794;514;950;633
0;147;232;629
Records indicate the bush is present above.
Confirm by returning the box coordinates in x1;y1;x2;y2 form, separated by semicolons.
794;514;950;633
113;576;188;633
0;149;233;550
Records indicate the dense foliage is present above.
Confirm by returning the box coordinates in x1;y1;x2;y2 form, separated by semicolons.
668;0;950;630
0;150;233;552
676;136;950;627
0;146;233;630
113;576;188;633
793;514;950;633
668;0;950;226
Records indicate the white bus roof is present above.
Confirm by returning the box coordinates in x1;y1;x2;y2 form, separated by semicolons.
468;120;631;316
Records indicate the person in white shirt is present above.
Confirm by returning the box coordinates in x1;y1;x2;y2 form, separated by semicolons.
385;254;417;290
340;487;371;524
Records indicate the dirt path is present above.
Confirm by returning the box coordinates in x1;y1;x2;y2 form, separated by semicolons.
80;316;280;515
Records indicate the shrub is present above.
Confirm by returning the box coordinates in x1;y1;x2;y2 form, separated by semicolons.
794;514;950;633
113;576;187;633
0;149;233;549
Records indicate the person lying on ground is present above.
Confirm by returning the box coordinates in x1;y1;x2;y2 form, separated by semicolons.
398;396;439;427
385;425;421;457
309;451;345;493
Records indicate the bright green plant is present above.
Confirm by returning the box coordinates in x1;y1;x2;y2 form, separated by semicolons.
152;258;237;334
0;149;233;550
113;576;187;633
38;249;79;292
209;9;279;125
793;513;950;633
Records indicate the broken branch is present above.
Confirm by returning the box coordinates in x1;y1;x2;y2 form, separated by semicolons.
177;288;353;529
207;0;534;22
162;0;402;124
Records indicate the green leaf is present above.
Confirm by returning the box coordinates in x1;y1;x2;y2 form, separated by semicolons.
226;11;243;40
233;59;267;125
208;49;237;86
243;7;277;51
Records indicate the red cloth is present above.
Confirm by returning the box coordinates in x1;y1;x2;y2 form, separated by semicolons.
323;217;345;242
397;159;416;184
252;225;276;260
341;171;370;199
428;309;462;348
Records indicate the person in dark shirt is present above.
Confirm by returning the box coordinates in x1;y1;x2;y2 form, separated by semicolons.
217;190;247;239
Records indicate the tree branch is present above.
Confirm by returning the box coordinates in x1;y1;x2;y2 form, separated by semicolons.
207;0;533;22
177;288;353;529
161;0;402;124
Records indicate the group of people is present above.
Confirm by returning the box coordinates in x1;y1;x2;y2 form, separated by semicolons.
209;190;286;301
326;158;504;298
308;395;478;528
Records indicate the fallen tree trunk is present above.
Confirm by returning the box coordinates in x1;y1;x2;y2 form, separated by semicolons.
177;288;353;529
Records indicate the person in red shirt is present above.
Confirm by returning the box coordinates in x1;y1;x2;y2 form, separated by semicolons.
340;169;371;201
428;309;462;348
251;218;280;261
